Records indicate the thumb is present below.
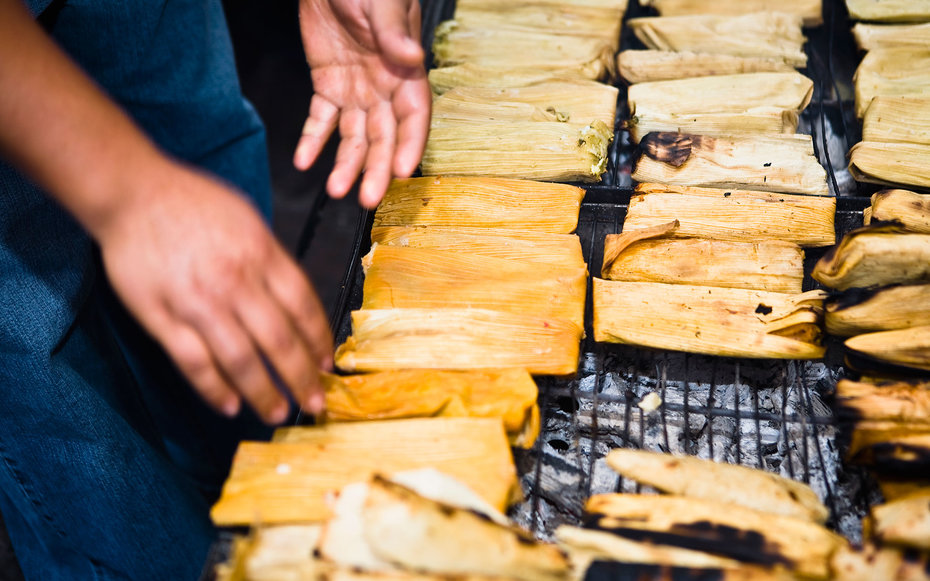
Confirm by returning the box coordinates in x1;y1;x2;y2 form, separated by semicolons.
367;0;424;69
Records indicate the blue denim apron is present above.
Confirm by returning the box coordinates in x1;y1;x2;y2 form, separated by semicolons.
0;1;275;578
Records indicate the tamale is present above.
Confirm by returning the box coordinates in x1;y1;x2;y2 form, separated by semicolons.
210;417;519;526
580;560;796;581
360;245;587;330
628;108;799;143
320;369;540;448
584;494;843;579
812;224;930;290
627;13;808;68
369;226;585;268
867;189;930;231
848;141;930;189
845;325;930;374
853;22;930;51
871;490;930;550
639;0;822;27
617;50;795;84
375;177;584;234
335;308;582;375
825;284;930;336
854;47;930;118
452;3;623;49
877;476;930;501
428;64;593;95
846;0;930;22
421;119;611;183
455;0;628;10
605;449;828;523
830;543;930;581
834;378;930;424
216;525;324;581
624;183;836;247
601;221;805;293
593;279;826;359
632;133;830;197
847;431;930;474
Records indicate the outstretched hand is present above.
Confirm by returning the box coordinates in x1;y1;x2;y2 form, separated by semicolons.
293;0;431;208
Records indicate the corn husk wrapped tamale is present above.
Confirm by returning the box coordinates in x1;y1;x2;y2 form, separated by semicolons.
866;189;930;231
845;325;930;374
834;378;930;424
605;449;828;523
582;561;795;581
593;279;826;359
321;369;540;448
210;417;519;526
370;226;585;268
627;13;808;68
812;224;930;290
432;82;618;128
632;133;829;196
854;48;930;118
870;490;930;550
863;96;930;145
428;64;594;95
601;221;805;293
825;284;930;336
452;3;623;49
853;22;930;51
629;108;799;143
335;308;582;375
375;177;584;233
624;183;836;247
877;476;930;501
831;543;930;581
847;430;930;474
421;118;611;183
846;0;930;22
583;494;843;579
617;50;795;84
639;0;822;27
848;141;930;189
360;245;587;330
455;0;628;10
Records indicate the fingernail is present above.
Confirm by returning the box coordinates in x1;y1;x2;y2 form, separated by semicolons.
222;398;241;418
269;403;289;425
307;392;324;416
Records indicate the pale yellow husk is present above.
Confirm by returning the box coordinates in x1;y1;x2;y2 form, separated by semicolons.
854;47;930;117
849;141;930;188
429;64;595;95
812;225;930;290
846;0;930;22
853;22;930;51
862;96;930;145
625;183;836;247
826;284;930;336
593;279;826;359
831;543;930;581
639;0;822;26
834;378;930;424
629;108;799;143
618;50;795;84
867;189;930;232
452;3;623;49
845;325;930;373
627;13;808;67
870;490;930;550
375;177;584;234
456;0;628;10
335;308;582;375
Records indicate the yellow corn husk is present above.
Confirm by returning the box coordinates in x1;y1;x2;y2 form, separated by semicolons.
601;221;804;293
584;494;843;580
456;0;629;11
639;0;823;27
825;284;930;336
627;13;808;68
867;189;930;231
320;369;540;448
210;417;519;526
618;50;795;84
432;20;616;80
877;476;930;501
847;429;930;473
428;64;595;95
605;449;828;523
375;177;585;234
335;308;582;375
421;118;612;183
871;490;930;550
854;47;930;118
845;325;930;373
849;141;930;188
812;224;930;290
632;133;829;196
593;279;826;359
625;183;836;247
360;245;587;330
847;0;930;22
830;543;930;581
629;108;799;143
834;378;930;424
853;22;930;51
452;3;623;49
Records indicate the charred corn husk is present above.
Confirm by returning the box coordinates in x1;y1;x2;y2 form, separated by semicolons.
210;417;519;526
625;183;836;247
584;494;843;579
428;64;594;95
617;50;795;84
421;119;612;182
853;22;930;51
847;431;930;474
825;284;930;336
360;245;587;330
452;3;623;49
321;369;540;448
577;560;795;581
375;177;584;233
866;189;930;231
627;13;808;68
812;224;930;290
846;0;930;22
870;490;930;550
834;378;930;424
601;221;804;293
605;449;828;523
854;47;930;118
845;325;930;374
632;133;829;196
877;476;930;501
863;96;930;145
335;308;582;375
639;0;822;27
370;225;585;268
849;141;930;188
593;279;826;359
629;108;799;143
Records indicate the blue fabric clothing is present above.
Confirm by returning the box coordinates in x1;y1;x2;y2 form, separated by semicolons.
0;0;277;578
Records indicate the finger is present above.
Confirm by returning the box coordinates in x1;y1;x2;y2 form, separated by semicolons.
358;101;397;208
327;108;369;199
367;0;424;68
392;78;431;177
293;96;340;171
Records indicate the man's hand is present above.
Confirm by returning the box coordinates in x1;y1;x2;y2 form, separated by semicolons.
293;0;431;208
